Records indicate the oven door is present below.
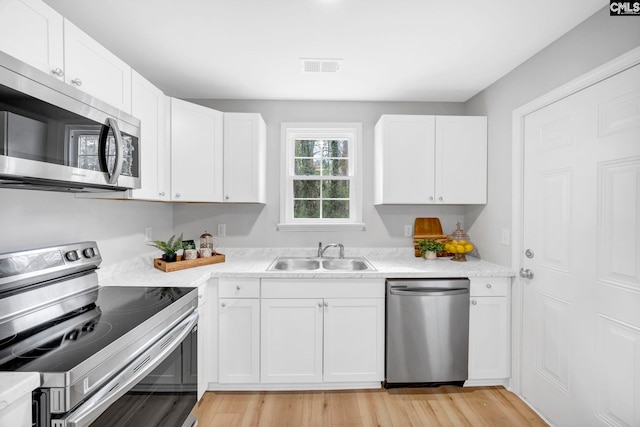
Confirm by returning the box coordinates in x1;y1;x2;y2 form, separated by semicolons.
45;311;198;427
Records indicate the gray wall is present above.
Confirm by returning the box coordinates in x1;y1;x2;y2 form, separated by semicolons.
463;6;640;266
173;100;467;249
0;189;174;265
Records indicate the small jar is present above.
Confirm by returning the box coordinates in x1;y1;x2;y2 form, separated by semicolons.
200;231;214;250
445;222;475;262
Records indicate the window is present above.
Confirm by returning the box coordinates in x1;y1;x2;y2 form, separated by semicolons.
279;123;364;231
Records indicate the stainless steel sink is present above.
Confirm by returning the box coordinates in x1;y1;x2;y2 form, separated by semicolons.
322;258;374;271
267;257;375;272
269;258;320;271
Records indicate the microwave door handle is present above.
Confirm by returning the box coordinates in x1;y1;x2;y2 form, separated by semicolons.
104;118;123;184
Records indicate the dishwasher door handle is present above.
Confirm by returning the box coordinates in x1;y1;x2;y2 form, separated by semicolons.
389;287;469;296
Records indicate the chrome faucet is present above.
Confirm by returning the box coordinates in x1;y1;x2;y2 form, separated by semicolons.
318;242;344;259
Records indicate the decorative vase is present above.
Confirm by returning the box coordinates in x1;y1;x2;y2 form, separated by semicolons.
162;253;177;263
425;251;437;260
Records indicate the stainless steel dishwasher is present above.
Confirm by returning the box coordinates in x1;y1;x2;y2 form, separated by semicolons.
385;278;470;385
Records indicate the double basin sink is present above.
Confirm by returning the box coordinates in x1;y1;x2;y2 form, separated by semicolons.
267;257;376;272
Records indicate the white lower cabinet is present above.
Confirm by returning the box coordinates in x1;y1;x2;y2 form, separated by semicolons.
467;277;511;384
322;298;385;383
261;299;323;383
218;298;260;384
218;279;260;384
214;278;385;390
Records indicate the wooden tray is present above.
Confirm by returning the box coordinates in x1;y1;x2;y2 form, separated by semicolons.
154;253;225;272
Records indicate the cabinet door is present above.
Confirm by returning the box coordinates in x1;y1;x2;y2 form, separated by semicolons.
435;116;487;204
170;98;223;202
261;299;323;383
468;296;510;380
218;298;260;384
130;71;169;201
0;0;64;79
63;19;132;113
223;113;266;203
323;298;385;382
374;115;435;204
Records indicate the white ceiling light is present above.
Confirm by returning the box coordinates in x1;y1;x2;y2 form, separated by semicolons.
300;58;343;73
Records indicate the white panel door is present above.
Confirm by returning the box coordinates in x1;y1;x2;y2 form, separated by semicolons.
522;64;640;426
0;0;64;78
131;71;169;201
218;298;260;384
63;19;131;112
435;116;487;204
323;298;385;383
468;296;509;380
374;115;436;204
223;113;266;203
170;98;223;202
260;299;323;383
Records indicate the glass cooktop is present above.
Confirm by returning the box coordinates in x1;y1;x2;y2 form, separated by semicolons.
0;286;195;373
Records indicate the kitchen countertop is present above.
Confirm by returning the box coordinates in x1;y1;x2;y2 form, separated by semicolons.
0;372;40;411
98;247;515;288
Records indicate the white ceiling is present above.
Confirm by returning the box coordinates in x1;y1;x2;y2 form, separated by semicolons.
43;0;606;102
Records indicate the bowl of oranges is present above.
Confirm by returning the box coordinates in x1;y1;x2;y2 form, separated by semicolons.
445;222;475;262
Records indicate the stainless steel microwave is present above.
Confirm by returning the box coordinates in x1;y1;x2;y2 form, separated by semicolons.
0;50;140;192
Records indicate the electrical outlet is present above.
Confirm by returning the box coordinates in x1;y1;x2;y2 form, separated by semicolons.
217;224;226;237
144;227;153;242
501;228;511;246
404;225;413;237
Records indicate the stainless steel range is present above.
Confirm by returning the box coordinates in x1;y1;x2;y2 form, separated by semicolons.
0;242;199;427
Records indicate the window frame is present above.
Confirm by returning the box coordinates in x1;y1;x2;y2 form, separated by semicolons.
279;122;364;231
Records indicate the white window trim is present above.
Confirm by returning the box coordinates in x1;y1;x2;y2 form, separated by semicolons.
278;122;364;232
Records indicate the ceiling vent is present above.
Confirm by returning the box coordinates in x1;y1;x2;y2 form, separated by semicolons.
300;58;342;73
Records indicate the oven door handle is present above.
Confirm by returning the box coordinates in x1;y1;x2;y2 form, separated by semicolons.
60;310;198;427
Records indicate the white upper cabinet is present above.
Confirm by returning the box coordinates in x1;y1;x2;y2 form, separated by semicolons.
374;115;436;204
374;114;487;204
63;19;132;113
435;116;487;204
223;113;267;203
0;0;64;79
130;71;170;201
170;98;223;202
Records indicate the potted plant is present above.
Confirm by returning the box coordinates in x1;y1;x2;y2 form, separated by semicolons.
417;239;445;260
148;233;183;262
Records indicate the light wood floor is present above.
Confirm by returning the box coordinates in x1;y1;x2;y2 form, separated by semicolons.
194;386;548;427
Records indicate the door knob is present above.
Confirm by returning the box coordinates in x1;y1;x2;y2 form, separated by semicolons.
519;268;534;280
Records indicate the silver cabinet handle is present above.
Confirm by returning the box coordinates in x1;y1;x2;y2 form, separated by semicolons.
225;196;230;200
438;196;443;201
158;192;165;197
429;196;434;201
71;77;83;86
324;301;329;307
471;299;477;305
221;302;226;308
486;283;492;289
236;285;241;291
318;302;323;308
51;68;64;77
175;193;181;198
519;268;534;280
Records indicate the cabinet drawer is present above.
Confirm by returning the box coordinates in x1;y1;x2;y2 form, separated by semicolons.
470;277;510;297
219;278;260;298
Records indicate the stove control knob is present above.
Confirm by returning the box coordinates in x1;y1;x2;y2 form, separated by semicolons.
66;329;80;341
65;250;79;262
83;248;96;258
82;322;96;332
